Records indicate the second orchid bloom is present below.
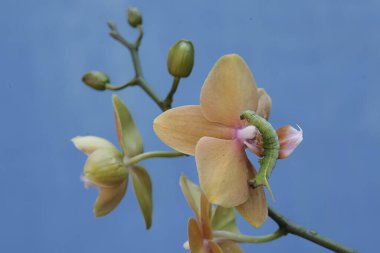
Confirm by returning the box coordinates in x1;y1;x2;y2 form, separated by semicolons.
154;54;303;227
72;95;153;229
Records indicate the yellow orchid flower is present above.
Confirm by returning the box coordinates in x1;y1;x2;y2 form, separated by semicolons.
154;54;302;227
72;136;129;217
72;95;153;229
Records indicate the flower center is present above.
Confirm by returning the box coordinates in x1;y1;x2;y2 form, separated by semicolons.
236;125;257;143
123;156;130;165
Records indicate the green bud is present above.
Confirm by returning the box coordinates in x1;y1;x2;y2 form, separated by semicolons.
82;71;110;91
167;40;194;78
84;148;128;187
127;7;142;28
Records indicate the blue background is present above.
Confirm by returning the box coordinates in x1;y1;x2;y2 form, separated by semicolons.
0;0;378;252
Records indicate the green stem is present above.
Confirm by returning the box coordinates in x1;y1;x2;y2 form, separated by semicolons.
125;151;186;167
162;77;181;110
105;78;139;90
213;228;285;244
130;47;143;76
135;25;144;48
108;23;169;111
268;207;358;253
137;77;166;111
109;29;133;49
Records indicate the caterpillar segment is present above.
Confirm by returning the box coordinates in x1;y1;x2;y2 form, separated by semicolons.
240;110;280;200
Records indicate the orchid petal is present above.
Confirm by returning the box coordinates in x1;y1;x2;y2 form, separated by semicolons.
195;137;249;208
236;161;268;228
211;206;239;233
200;54;259;127
154;105;233;155
94;179;128;217
277;125;303;159
218;241;243;253
208;241;224;253
256;88;272;120
72;136;117;155
200;192;213;240
183;240;190;251
80;176;98;189
180;175;202;220
188;218;208;253
113;95;144;157
130;166;153;229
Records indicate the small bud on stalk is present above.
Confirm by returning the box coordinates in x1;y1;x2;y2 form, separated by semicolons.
82;71;110;91
167;40;194;78
127;7;142;28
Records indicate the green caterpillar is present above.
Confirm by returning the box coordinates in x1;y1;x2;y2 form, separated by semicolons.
240;110;279;199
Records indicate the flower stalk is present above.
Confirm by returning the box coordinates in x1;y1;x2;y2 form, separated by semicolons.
105;78;139;91
268;207;358;253
162;77;181;110
107;18;184;111
125;151;187;167
213;228;286;244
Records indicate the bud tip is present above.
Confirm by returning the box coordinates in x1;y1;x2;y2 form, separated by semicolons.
127;7;142;28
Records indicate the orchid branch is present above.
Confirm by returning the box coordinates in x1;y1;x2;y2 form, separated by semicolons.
268;207;358;253
107;21;182;111
108;22;165;110
212;206;358;252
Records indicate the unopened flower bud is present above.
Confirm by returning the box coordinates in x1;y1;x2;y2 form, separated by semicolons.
127;7;142;28
167;40;194;78
84;148;128;187
82;71;110;91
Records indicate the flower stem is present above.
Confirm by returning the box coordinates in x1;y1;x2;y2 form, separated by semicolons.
105;78;139;90
125;151;187;167
213;228;286;244
268;206;358;253
162;77;181;110
108;21;177;111
137;77;165;111
135;25;144;48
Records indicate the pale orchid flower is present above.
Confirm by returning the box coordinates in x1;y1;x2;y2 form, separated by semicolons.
72;95;153;229
154;54;302;227
72;136;129;217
